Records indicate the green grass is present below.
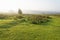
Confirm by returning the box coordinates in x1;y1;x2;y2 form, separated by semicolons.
0;16;60;40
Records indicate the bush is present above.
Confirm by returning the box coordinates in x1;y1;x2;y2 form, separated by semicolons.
0;14;7;19
9;15;24;20
16;15;24;19
28;15;52;24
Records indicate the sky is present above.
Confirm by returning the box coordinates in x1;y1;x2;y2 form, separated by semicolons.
0;0;60;12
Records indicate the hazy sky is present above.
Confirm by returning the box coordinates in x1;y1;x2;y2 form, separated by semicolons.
0;0;60;12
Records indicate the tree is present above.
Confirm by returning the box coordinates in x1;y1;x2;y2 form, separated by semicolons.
18;9;22;14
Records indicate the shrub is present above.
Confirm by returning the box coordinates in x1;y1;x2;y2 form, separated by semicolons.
17;15;24;19
0;14;7;19
28;15;52;24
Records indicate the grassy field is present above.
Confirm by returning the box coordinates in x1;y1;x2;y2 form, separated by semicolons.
0;15;60;40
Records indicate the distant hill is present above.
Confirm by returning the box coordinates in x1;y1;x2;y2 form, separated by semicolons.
23;10;60;14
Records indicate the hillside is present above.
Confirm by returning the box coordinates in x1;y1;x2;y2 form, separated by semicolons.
0;14;60;40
